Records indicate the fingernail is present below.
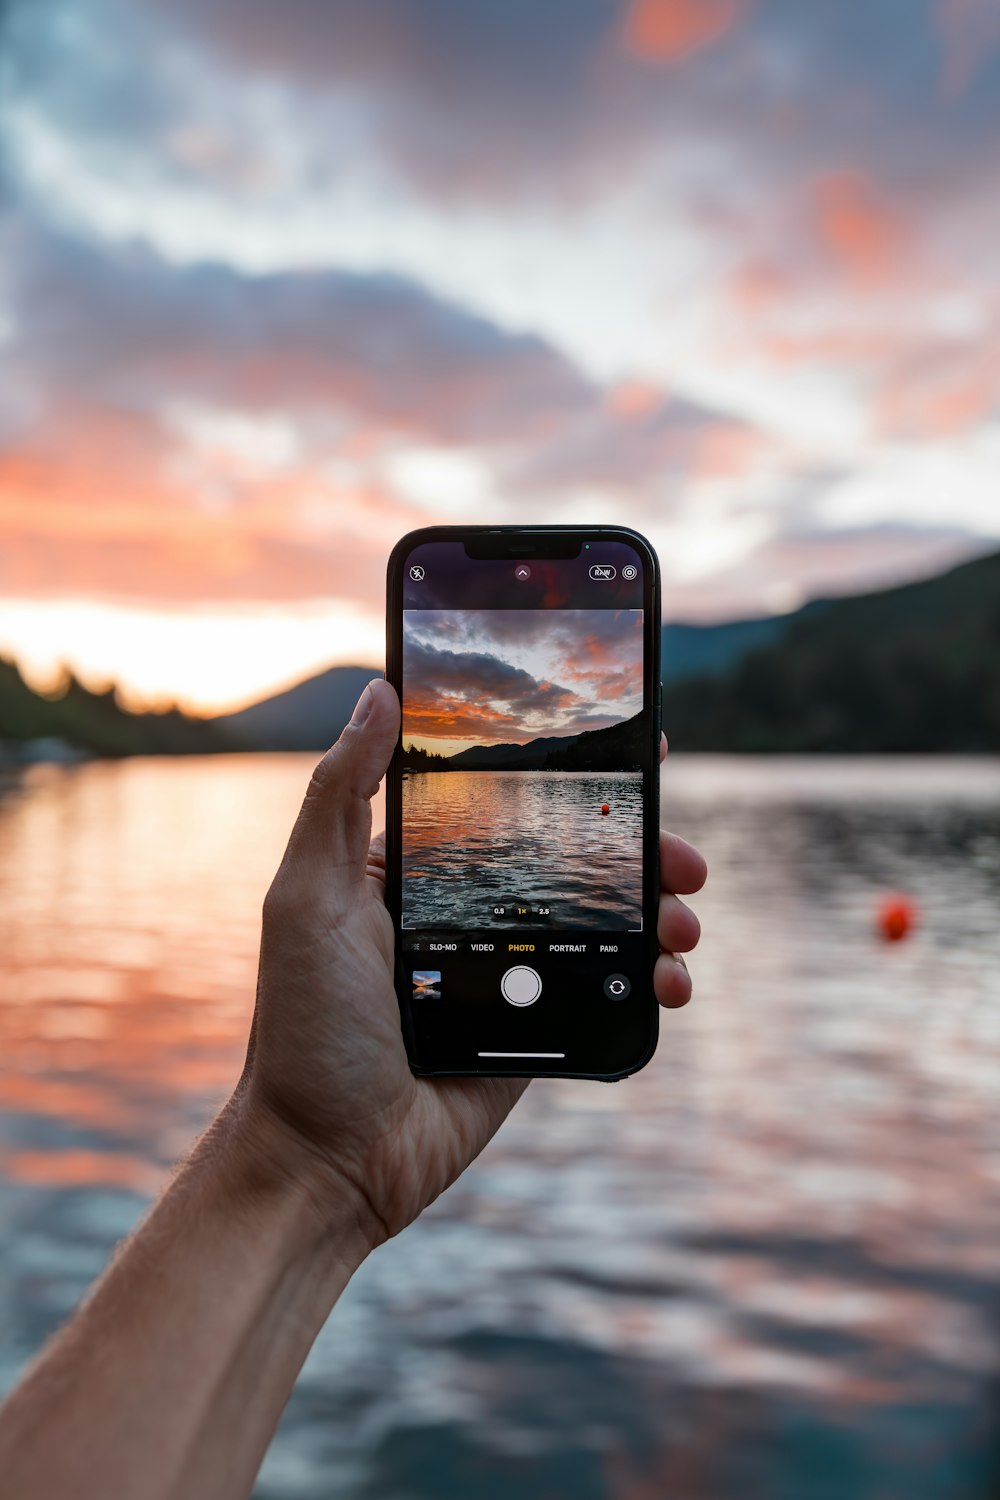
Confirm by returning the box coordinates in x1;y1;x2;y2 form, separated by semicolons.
351;684;374;725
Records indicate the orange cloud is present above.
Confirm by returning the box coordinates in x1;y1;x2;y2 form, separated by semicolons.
575;632;623;668
565;657;644;701
759;328;897;367
695;422;771;479
607;379;664;420
402;694;522;744
0;416;419;606
813;170;906;283
624;0;743;62
0;218;605;611
874;341;1000;438
729;259;795;315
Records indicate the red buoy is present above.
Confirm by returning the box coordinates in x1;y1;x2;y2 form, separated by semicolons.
601;802;610;815
877;893;917;942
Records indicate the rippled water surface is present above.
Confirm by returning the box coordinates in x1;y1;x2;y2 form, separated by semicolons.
1;755;999;1498
403;770;643;929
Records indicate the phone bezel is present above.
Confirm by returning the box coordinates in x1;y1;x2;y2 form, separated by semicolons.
385;524;662;1081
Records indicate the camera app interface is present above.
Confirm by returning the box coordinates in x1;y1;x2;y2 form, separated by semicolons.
400;540;649;1067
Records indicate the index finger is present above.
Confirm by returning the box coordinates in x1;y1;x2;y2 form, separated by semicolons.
660;830;707;895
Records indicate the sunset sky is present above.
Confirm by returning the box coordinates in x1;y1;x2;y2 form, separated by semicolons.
2;0;1000;712
403;609;643;753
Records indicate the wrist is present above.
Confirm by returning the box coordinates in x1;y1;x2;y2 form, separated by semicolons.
217;1089;386;1270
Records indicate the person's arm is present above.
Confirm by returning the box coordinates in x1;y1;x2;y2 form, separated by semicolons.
0;679;707;1500
0;1104;375;1500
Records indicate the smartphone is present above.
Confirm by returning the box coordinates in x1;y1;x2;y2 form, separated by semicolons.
385;525;661;1080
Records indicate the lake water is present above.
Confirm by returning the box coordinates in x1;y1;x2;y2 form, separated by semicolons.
1;754;999;1498
402;770;643;929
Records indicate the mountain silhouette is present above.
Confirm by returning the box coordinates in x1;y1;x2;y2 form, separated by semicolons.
665;548;1000;751
212;666;382;751
4;549;996;759
403;711;645;772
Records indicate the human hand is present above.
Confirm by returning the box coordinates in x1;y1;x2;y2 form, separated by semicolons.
235;680;706;1251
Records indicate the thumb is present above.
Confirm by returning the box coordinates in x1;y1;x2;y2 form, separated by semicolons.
286;677;400;885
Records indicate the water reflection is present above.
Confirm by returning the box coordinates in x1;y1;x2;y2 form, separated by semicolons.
403;770;643;928
1;755;998;1498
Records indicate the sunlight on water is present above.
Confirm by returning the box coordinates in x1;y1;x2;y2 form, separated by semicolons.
1;754;999;1498
403;771;643;929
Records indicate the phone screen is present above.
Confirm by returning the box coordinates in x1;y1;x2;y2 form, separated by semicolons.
388;531;659;1078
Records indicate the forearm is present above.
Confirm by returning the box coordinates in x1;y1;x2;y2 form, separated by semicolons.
0;1097;375;1500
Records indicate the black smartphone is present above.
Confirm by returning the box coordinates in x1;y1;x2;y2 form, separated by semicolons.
385;525;661;1080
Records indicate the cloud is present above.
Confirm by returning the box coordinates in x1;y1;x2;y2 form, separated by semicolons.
623;0;744;64
935;0;1000;97
107;0;1000;211
873;333;1000;439
812;171;908;285
510;390;748;495
5;0;633;206
407;606;642;653
0;202;754;605
402;636;580;742
663;522;991;620
403;608;643;740
8;0;988;234
0;213;571;603
404;635;563;704
4;217;592;447
0;474;399;606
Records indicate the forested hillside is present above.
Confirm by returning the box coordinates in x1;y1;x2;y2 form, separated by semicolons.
664;550;1000;751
